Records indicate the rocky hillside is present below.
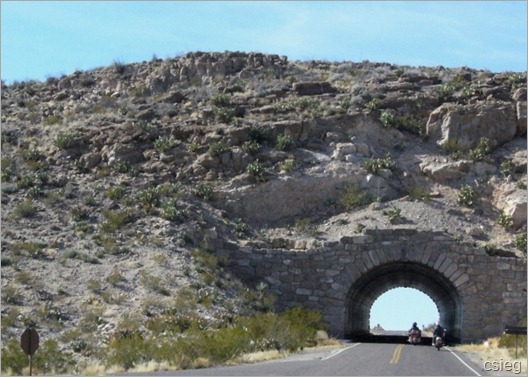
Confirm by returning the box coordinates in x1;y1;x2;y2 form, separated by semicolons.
1;51;526;367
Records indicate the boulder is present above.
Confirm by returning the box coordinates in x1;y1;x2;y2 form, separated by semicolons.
107;144;144;165
426;102;518;151
78;153;101;170
493;183;528;230
293;82;337;96
420;160;470;181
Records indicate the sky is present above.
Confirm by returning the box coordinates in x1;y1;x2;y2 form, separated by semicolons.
1;1;526;84
0;1;522;331
370;287;438;331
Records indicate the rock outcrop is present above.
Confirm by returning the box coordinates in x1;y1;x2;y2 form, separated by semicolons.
426;102;519;150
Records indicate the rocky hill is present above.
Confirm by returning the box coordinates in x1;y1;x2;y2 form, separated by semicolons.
1;51;526;369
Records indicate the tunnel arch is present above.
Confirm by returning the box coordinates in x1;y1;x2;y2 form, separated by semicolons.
344;261;463;341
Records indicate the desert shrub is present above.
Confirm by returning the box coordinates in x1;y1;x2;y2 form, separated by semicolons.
194;183;214;201
516;233;527;253
211;94;230;107
105;333;157;370
11;240;45;258
338;96;352;111
139;271;169;295
340;184;371;210
443;139;460;155
500;159;515;177
209;141;229;156
408;187;431;202
273;101;295;113
94;236;130;256
497;211;514;230
379;110;397;128
294;218;318;236
214;107;235;123
362;153;395;174
191;248;225;271
458;185;477;207
34;171;49;185
12;200;37;219
26;186;41;199
435;83;455;102
467;137;492;162
2;285;22;304
383;208;402;223
99;210;133;233
70;205;89;221
43;115;62;126
278;159;296;173
1;338;27;375
21;148;43;162
498;318;527;355
246;160;265;181
105;185;127;201
1;256;13;267
275;134;293;151
139;187;161;209
507;73;526;89
234;218;250;238
113;59;127;74
54;132;79;149
366;98;382;110
296;98;315;111
17;175;35;190
187;142;201;153
1;158;14;182
76;221;95;234
161;200;187;222
241;140;260;155
154;136;174;154
397;114;424;135
112;161;138;176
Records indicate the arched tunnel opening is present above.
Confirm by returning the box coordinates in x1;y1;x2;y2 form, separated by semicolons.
370;287;439;331
344;261;463;343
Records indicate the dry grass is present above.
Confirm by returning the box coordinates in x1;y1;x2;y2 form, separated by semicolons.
80;363;106;376
130;361;172;373
235;349;289;364
455;337;527;375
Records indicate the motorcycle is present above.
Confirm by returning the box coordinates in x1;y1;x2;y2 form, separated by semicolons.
408;329;421;345
434;335;444;350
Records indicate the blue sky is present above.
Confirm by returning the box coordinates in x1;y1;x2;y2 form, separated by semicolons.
370;288;438;331
1;1;526;83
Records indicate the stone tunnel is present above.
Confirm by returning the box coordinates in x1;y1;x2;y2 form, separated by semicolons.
220;228;527;343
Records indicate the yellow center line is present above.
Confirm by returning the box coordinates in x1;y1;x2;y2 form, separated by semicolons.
390;344;404;364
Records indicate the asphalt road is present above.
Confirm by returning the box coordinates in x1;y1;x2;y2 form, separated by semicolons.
130;342;488;376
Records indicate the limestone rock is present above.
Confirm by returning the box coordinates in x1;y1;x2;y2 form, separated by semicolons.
495;189;527;230
78;153;101;170
293;82;337;96
426;102;518;151
420;160;470;181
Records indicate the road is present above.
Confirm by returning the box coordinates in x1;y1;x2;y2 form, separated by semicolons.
130;342;488;376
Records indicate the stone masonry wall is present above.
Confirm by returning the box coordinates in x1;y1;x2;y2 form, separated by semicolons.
220;229;526;343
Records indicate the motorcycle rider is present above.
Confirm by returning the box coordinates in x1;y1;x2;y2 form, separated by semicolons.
408;322;421;343
432;323;446;346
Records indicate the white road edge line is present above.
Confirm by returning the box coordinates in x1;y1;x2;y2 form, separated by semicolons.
322;343;361;360
445;346;482;376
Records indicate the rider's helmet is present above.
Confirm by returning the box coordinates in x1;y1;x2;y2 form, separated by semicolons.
413;322;417;327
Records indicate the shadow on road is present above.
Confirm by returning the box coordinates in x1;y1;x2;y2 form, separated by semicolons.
348;334;439;345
